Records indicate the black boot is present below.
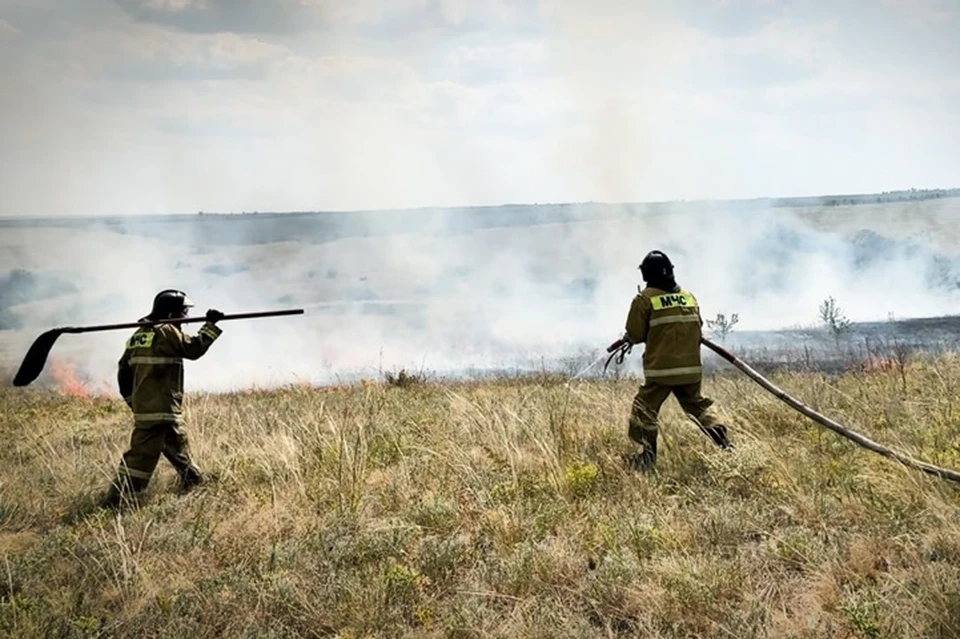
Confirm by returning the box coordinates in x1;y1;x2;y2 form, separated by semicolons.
178;466;205;493
626;433;657;472
704;425;732;449
99;485;123;510
99;474;137;510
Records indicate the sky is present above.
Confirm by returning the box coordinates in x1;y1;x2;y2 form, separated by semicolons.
0;0;958;217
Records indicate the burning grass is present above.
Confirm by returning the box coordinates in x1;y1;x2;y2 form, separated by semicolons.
2;355;960;637
46;357;116;398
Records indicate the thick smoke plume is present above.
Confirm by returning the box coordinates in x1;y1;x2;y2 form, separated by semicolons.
1;193;959;394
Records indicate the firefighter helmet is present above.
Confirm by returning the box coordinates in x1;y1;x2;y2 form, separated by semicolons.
149;289;194;320
639;250;674;283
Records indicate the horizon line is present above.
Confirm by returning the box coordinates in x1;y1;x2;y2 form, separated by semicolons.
1;185;958;223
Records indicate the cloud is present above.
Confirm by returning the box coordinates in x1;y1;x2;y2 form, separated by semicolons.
1;0;958;217
113;0;543;36
355;0;543;37
114;0;330;34
447;42;549;86
882;0;960;26
139;0;195;9
275;53;421;103
0;20;20;35
89;29;302;85
151;115;273;138
669;0;785;38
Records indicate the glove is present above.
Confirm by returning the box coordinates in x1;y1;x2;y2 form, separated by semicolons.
606;338;626;353
604;335;634;373
205;309;225;323
606;333;633;353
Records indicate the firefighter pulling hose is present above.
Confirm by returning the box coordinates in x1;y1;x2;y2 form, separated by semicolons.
610;250;732;470
606;251;960;483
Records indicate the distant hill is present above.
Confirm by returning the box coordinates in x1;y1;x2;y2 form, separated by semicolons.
1;187;958;247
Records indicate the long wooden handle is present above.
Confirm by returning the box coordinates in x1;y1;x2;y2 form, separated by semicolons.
61;309;305;334
11;309;305;387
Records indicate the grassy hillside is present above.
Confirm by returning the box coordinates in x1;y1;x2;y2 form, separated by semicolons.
3;357;960;637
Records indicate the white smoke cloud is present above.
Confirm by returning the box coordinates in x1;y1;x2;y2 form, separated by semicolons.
1;0;959;393
2;196;959;394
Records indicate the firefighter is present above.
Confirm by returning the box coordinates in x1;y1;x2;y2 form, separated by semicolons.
100;289;224;508
619;251;731;470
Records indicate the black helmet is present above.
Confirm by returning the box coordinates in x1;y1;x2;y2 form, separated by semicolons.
639;250;674;283
149;289;194;320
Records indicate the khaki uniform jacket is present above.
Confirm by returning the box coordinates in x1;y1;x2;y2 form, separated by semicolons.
117;321;222;427
624;286;704;385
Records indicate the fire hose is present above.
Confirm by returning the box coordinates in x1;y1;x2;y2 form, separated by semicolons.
605;336;960;483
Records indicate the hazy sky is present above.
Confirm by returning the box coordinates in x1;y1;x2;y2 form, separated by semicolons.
1;0;958;217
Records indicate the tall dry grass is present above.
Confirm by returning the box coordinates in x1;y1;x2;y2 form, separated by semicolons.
2;354;960;637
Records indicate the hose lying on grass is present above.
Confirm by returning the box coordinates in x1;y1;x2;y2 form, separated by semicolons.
701;337;960;484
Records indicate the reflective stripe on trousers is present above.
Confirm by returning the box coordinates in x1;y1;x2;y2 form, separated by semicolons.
644;365;703;378
134;412;184;424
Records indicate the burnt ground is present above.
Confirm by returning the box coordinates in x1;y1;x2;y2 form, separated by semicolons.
706;314;960;376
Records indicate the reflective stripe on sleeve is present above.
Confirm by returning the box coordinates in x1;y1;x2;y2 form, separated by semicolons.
649;315;701;327
130;356;183;365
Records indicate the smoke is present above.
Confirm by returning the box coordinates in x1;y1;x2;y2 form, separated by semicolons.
1;195;959;394
2;2;959;393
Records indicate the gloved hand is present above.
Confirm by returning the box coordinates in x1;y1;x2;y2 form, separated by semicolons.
205;309;225;323
606;333;633;353
604;334;634;373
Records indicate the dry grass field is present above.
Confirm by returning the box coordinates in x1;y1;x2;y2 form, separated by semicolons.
3;353;960;638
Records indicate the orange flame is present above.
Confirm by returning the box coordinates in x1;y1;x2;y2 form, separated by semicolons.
46;358;111;398
863;356;897;375
49;359;91;397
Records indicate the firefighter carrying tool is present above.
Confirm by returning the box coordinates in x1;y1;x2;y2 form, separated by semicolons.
94;291;304;508
100;290;220;507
